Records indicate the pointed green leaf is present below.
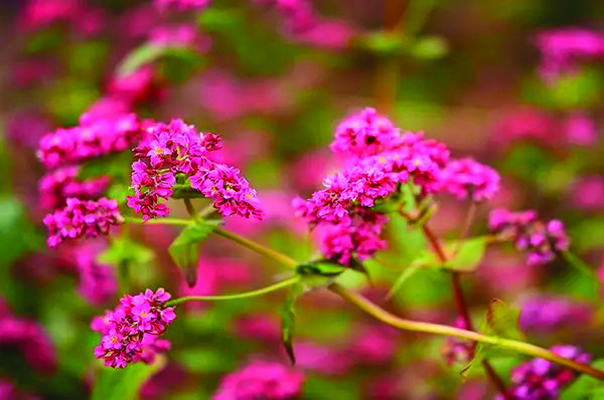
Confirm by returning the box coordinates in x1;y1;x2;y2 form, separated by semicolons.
169;221;219;287
296;262;346;277
442;236;488;272
116;44;165;77
386;260;425;300
484;299;524;341
280;283;302;364
91;357;165;400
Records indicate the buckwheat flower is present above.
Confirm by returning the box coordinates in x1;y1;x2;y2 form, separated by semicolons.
93;289;176;369
489;209;569;266
39;167;109;209
213;361;304;400
570;175;604;211
493;107;555;147
43;198;123;248
38;113;142;169
535;28;604;82
350;325;398;366
563;112;598;146
520;296;591;333
439;158;500;202
320;211;387;266
330;108;401;158
191;163;264;220
504;345;590;399
0;299;56;373
441;318;474;365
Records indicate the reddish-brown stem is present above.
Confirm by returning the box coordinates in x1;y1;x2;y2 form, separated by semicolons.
421;223;509;398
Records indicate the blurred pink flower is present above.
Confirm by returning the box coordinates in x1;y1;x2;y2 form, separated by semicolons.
493;107;555;146
234;314;281;343
294;342;353;376
563;112;598;146
570;175;604;211
349;325;398;365
149;24;212;52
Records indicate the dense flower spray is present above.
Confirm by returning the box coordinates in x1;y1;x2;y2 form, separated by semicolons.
534;28;604;82
213;361;304;400
519;296;591;333
92;289;176;368
295;107;499;265
489;209;569;265
504;345;591;399
127;118;263;220
43;198;123;248
39;167;109;209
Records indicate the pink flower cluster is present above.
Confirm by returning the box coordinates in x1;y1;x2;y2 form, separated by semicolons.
489;209;569;266
20;0;104;35
535;28;604;82
505;345;590;399
442;318;474;365
438;158;500;202
213;361;304;400
155;0;212;11
519;296;591;333
38;112;142;169
127;119;263;220
43;198;123;248
294;108;451;265
0;298;56;373
254;0;353;49
39;167;109;209
92;289;176;369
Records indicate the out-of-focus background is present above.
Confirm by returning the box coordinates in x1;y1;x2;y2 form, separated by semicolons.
0;0;603;399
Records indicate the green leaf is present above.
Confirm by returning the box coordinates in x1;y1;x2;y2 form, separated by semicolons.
91;357;165;400
280;283;302;364
409;36;449;59
386;260;425;299
116;44;165;77
443;237;488;272
98;237;154;266
168;221;219;287
484;299;524;341
171;183;205;199
561;359;604;400
296;262;346;277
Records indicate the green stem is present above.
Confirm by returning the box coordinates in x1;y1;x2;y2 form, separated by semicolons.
166;276;299;306
125;217;192;226
329;283;604;381
183;198;201;223
212;227;298;269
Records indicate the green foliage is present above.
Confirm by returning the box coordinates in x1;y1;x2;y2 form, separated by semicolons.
443;237;488;272
409;36;449;60
483;299;524;341
280;282;302;364
91;358;165;400
169;220;220;287
561;359;604;400
117;44;165;77
98;237;154;266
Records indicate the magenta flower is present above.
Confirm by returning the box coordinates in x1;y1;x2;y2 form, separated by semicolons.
442;318;474;366
489;209;569;266
39;167;109;209
38;112;142;169
92;289;176;369
504;345;590;399
213;361;304;400
43;198;123;248
73;243;117;306
438;157;500;202
534;28;604;82
128;119;263;221
519;296;591;333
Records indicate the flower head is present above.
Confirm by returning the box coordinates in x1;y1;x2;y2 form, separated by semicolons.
439;158;500;202
39;167;109;209
92;289;176;368
505;345;590;399
43;198;123;248
213;361;304;400
489;209;569;266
